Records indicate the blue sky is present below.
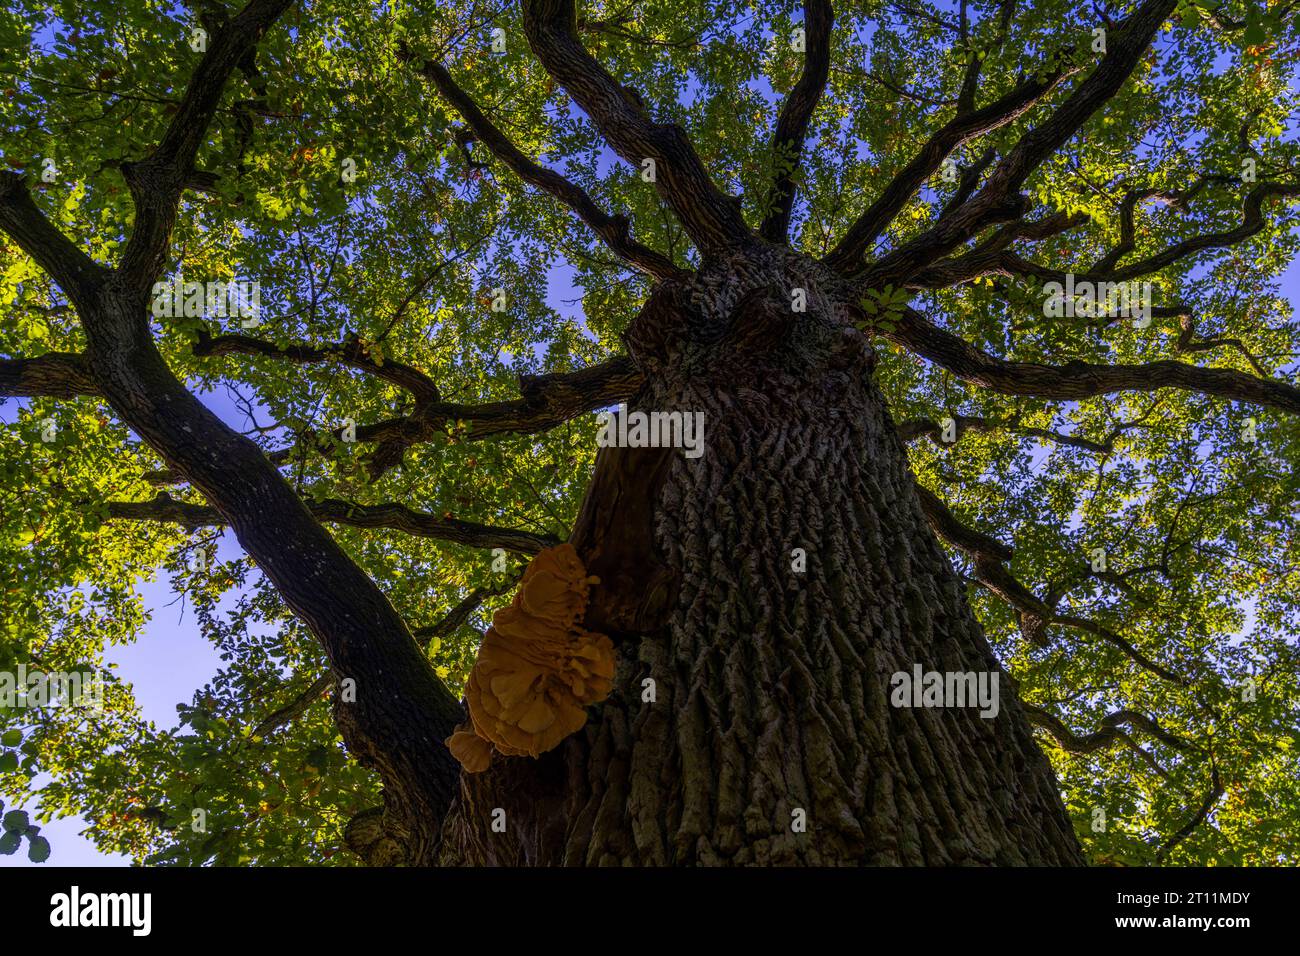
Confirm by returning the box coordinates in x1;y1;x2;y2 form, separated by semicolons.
1;382;248;867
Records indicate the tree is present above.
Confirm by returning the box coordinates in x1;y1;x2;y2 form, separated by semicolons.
1;0;1297;866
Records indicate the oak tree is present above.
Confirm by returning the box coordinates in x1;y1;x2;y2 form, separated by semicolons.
1;0;1298;865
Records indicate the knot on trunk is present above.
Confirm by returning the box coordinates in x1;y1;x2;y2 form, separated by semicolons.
342;806;411;866
624;250;852;383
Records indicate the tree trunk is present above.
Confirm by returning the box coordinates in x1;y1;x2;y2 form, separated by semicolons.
436;251;1084;865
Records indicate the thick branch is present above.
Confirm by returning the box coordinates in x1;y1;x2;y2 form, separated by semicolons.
0;175;107;308
0;351;100;398
909;210;1089;287
25;0;464;861
759;0;834;243
825;70;1067;271
307;500;561;554
891;307;1300;415
917;483;1187;683
937;145;996;220
1086;181;1300;281
193;328;440;401
855;0;1178;285
359;356;644;478
83;328;465;858
1176;312;1270;378
251;672;334;739
972;181;1300;290
140;357;645;486
1023;703;1193;755
914;483;1014;562
898;413;1115;454
412;573;520;651
522;0;752;252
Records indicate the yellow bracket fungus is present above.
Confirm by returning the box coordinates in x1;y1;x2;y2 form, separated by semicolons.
446;543;616;772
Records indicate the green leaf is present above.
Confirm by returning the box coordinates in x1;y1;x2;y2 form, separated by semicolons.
27;835;50;863
0;730;20;747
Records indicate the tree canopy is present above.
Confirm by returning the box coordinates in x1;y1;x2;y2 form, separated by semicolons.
1;0;1298;866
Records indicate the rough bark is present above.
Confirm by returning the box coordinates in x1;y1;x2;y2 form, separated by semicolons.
434;248;1084;865
0;351;99;398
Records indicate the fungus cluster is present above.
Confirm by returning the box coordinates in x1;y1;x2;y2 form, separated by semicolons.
446;543;616;773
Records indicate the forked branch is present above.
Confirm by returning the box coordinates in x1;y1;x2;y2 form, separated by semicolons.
522;0;752;252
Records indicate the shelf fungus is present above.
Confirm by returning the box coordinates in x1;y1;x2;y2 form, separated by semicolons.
446;543;616;773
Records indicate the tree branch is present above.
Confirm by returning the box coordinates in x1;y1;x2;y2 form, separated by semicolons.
1023;702;1193;755
251;671;334;739
909;210;1090;287
854;0;1179;285
307;500;561;554
1155;763;1224;862
139;356;645;486
106;492;560;554
521;0;751;252
20;0;465;858
914;483;1014;562
887;0;960;33
192;328;441;402
1024;701;1190;778
759;0;833;243
0;175;107;308
1087;180;1299;282
0;351;100;398
973;180;1300;289
358;355;644;478
407;50;682;279
917;483;1187;683
897;413;1116;454
825;69;1068;272
1176;312;1270;378
412;573;520;651
118;0;295;293
891;307;1300;415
